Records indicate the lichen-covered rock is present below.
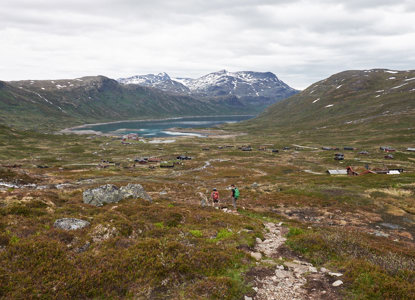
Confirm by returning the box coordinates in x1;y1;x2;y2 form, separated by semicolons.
83;184;122;206
54;218;90;230
90;224;118;242
83;183;152;207
120;183;152;202
197;192;208;207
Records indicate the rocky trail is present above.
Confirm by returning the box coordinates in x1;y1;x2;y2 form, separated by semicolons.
246;222;342;300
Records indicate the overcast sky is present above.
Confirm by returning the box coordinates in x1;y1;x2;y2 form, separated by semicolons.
1;0;414;89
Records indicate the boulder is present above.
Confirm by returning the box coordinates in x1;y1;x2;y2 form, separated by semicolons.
197;192;208;207
83;184;122;206
120;183;152;202
83;183;152;206
54;218;90;230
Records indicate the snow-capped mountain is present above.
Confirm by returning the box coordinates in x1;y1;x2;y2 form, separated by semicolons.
118;70;298;100
175;70;297;98
118;72;190;94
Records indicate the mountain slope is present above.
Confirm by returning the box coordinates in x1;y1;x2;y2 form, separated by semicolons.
0;76;252;130
236;69;415;142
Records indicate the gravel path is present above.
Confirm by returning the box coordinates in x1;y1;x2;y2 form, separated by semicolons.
250;222;340;300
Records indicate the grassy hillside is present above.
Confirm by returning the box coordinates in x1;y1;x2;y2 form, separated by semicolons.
0;76;263;131
234;69;415;144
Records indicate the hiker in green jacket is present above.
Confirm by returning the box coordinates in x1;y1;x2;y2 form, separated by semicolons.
231;184;239;210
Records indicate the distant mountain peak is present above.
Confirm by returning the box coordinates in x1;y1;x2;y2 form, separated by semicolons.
118;70;298;101
118;72;189;94
156;72;170;79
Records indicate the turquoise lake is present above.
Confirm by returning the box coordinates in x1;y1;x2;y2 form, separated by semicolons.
74;115;254;137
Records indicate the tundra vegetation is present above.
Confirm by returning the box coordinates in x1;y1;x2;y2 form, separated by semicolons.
0;123;415;299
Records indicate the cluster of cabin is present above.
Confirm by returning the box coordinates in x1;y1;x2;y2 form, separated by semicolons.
203;145;283;153
122;133;139;141
160;157;191;168
177;155;192;160
98;160;120;169
98;159;120;169
112;139;414;173
134;157;162;165
327;167;404;176
237;145;286;153
324;145;415;176
241;146;252;151
322;145;415;161
217;145;234;149
135;155;192;169
98;154;193;170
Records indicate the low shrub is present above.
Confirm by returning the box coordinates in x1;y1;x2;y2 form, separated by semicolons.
286;227;304;238
215;229;233;241
189;230;203;238
0;234;10;246
165;212;183;227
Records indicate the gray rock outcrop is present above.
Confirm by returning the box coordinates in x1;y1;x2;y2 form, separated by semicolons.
120;183;152;202
54;218;90;230
83;183;152;206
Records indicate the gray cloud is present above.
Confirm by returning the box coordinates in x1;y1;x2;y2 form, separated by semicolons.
0;0;414;89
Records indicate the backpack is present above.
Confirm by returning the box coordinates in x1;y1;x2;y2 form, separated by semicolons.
234;188;240;199
212;191;219;200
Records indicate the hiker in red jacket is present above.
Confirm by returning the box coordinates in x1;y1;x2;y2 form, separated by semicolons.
211;188;219;208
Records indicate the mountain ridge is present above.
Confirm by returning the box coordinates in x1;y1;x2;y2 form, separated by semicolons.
118;70;298;103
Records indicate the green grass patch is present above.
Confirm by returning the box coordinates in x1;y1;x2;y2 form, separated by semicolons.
189;230;203;238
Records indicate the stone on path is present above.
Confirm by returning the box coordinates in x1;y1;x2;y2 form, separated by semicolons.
309;266;318;273
332;280;343;287
250;252;262;260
